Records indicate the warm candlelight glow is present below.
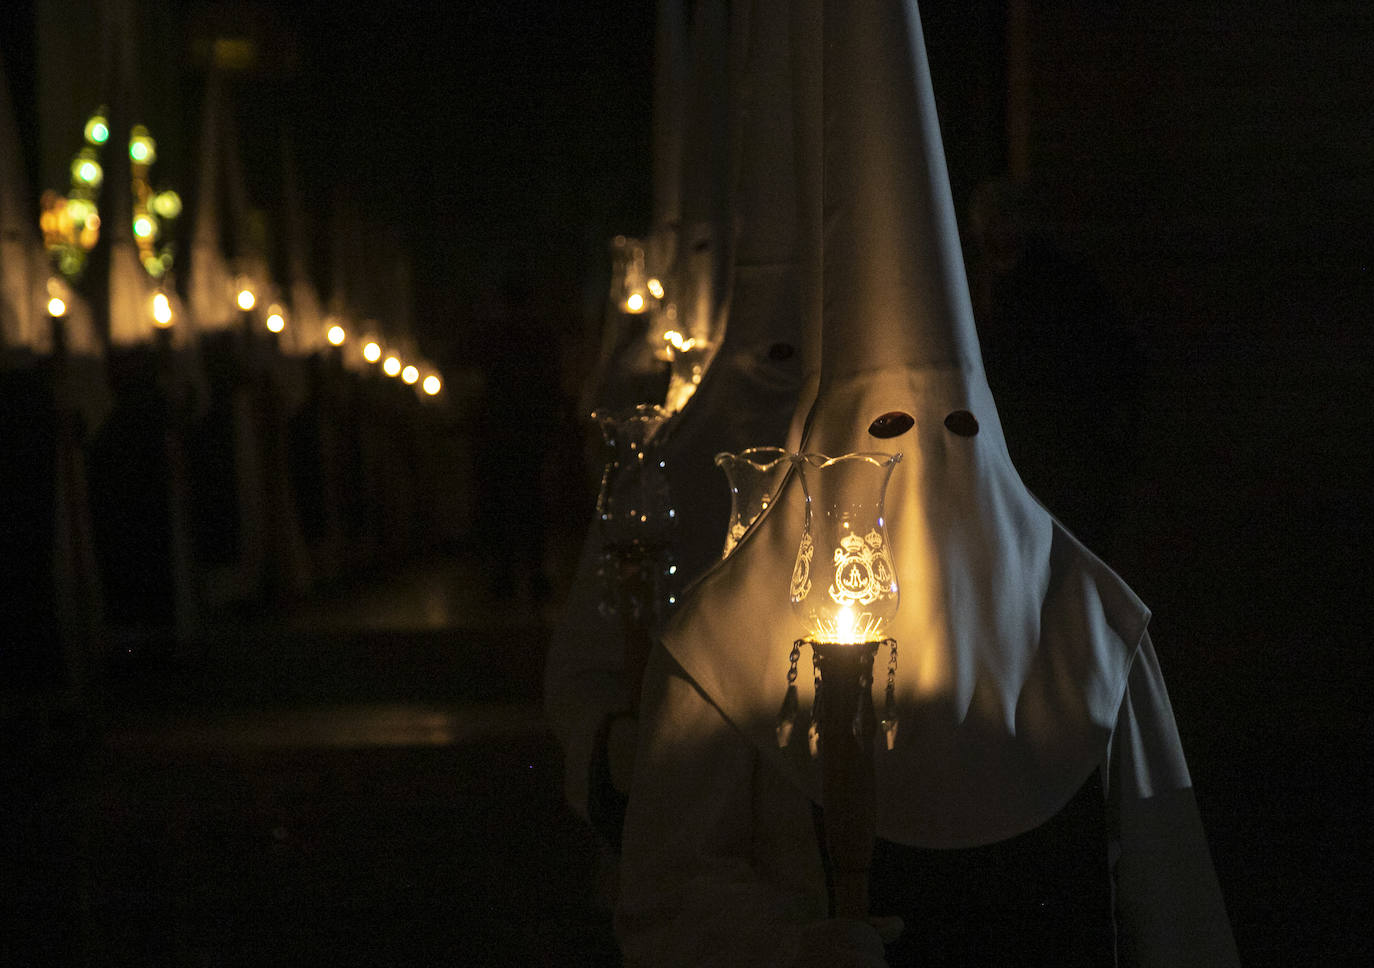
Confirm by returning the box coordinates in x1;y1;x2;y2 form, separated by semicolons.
128;127;157;165
151;190;182;218
265;310;285;333
151;291;173;327
790;453;902;644
647;277;665;300
84;114;109;145
327;324;346;345
401;365;419;384
47;296;67;318
422;374;442;395
626;291;646;313
72;155;102;188
382;355;402;377
362;341;382;363
237;288;256;311
663;329;697;353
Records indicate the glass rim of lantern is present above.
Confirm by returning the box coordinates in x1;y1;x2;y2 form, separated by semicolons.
792;450;903;472
714;445;791;472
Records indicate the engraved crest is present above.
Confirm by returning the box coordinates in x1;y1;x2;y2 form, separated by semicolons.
828;529;894;607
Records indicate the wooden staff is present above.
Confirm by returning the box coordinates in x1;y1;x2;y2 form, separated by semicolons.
813;640;880;919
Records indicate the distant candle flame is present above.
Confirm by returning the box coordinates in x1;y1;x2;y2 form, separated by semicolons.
151;291;173;327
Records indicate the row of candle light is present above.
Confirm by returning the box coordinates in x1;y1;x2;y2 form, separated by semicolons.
42;275;442;397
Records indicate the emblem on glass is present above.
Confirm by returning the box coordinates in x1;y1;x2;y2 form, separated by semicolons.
789;452;902;644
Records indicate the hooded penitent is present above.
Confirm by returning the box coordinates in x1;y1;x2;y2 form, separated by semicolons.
621;1;1237;964
188;73;237;336
546;0;812;822
659;0;1151;848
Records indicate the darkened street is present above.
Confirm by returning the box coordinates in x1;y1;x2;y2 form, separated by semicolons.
5;553;621;966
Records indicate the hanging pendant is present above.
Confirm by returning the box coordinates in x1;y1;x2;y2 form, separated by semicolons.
852;665;874;742
807;647;823;758
879;638;899;751
776;640;802;747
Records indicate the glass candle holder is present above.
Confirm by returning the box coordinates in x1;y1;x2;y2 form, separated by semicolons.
789;452;902;644
713;446;790;557
592;404;677;622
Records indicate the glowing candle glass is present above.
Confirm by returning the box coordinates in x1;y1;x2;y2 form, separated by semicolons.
789;452;901;644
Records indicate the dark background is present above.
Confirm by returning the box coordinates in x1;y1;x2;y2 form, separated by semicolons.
3;0;1371;963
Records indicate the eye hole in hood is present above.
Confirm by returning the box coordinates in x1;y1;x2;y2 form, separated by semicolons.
943;410;979;437
868;411;915;439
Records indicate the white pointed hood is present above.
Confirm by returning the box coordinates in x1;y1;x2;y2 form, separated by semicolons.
281;132;325;356
675;0;734;352
188;75;236;335
660;0;1150;847
104;109;154;348
547;0;810;818
655;0;810;587
648;0;687;296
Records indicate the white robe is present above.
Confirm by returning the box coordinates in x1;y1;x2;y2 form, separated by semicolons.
615;0;1238;962
617;626;1239;967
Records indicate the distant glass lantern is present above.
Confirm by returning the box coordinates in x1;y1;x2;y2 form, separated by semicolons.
714;447;791;557
610;235;655;315
327;324;347;346
790;452;902;645
362;341;382;363
71;150;103;188
84;111;109;146
383;355;402;377
422;374;442;395
46;276;71;321
593;404;678;620
663;328;712;414
129;126;157;165
151;190;182;219
401;365;419;385
150;291;173;327
64;197;93;225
